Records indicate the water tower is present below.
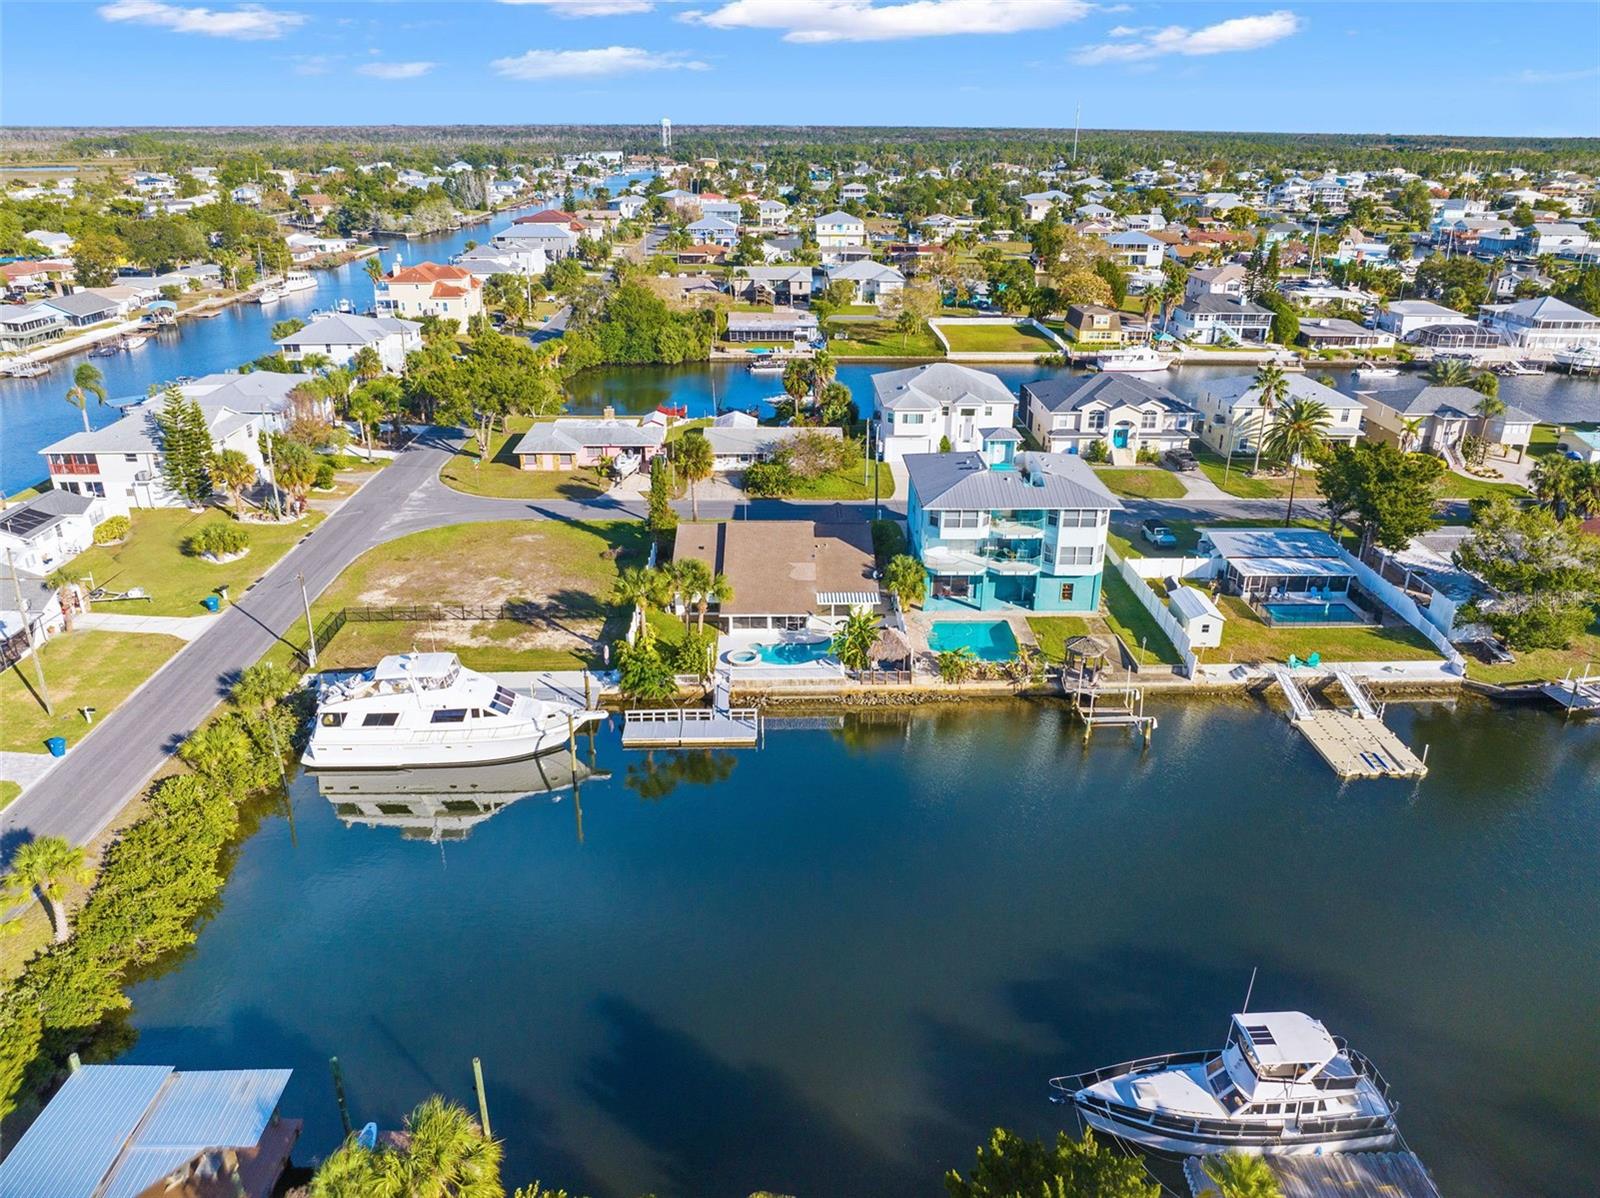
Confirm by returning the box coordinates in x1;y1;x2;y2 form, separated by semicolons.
660;117;672;152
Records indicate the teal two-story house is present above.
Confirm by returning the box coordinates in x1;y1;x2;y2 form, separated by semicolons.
904;450;1122;612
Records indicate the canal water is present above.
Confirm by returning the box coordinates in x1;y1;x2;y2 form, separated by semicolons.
115;699;1598;1197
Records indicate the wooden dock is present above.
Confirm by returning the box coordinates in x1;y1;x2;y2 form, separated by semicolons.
1542;670;1600;715
1061;669;1157;741
621;707;761;748
1271;667;1427;779
1185;1151;1441;1198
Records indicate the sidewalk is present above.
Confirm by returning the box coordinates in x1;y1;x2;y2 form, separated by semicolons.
76;612;216;641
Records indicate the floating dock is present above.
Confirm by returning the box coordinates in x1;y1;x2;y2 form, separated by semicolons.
1542;670;1600;715
1271;666;1427;779
621;707;761;748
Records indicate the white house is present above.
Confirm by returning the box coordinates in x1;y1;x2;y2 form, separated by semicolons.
276;313;422;372
814;210;866;249
870;362;1019;463
703;411;844;471
825;259;905;304
24;229;72;256
1104;231;1165;269
0;489;108;575
1019;374;1199;459
1184;264;1249;302
1191;374;1364;457
1170;294;1274;345
1479;296;1600;351
1021;190;1069;221
1376;299;1475;341
756;199;790;228
687;216;740;247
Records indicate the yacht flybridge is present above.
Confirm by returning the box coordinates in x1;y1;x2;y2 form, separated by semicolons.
304;652;602;769
1051;1011;1398;1156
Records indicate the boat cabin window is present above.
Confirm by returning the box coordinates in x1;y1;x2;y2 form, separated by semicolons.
430;709;468;724
362;712;399;727
320;713;345;727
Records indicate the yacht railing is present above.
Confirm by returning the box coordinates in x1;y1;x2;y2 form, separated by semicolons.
1048;1049;1211;1096
1068;1089;1397;1145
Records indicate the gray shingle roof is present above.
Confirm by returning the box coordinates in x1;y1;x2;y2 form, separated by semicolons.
1181;293;1272;317
871;362;1016;414
1022;373;1195;415
1381;384;1534;422
276;313;418;347
906;451;1121;511
513;419;665;455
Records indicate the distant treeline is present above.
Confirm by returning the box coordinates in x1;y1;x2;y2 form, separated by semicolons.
3;124;1598;175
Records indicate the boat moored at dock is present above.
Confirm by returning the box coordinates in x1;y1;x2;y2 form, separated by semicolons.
1092;346;1172;373
1050;1010;1399;1155
303;652;602;769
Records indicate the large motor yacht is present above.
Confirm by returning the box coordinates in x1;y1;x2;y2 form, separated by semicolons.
1050;1010;1398;1155
1093;346;1171;373
303;652;602;769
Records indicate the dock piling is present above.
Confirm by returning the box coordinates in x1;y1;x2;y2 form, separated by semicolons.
472;1056;492;1140
329;1056;352;1137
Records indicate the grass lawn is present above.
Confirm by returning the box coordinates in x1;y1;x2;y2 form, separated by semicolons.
784;460;896;501
1026;616;1093;663
65;508;325;617
439;417;610;501
1193;446;1311;500
1096;468;1186;500
1;631;185;754
1101;571;1183;666
1465;612;1600;685
1212;595;1441;664
290;519;651;673
1433;472;1530;500
0;780;20;810
935;321;1057;354
825;319;943;358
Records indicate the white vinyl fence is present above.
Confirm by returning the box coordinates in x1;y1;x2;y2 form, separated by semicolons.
1107;546;1199;676
1337;548;1467;673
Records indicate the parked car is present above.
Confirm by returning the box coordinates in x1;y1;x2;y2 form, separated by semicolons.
1163;446;1198;471
1140;519;1178;547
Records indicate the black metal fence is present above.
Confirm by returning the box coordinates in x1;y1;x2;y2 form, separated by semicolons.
285;602;576;664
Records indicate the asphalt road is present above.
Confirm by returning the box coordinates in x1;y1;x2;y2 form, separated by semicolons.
0;436;1308;857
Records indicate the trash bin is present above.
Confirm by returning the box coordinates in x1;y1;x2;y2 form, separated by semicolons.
201;595;221;612
45;736;67;757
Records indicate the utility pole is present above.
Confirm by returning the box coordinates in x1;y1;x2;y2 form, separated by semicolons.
297;571;318;668
1071;104;1081;165
6;549;52;715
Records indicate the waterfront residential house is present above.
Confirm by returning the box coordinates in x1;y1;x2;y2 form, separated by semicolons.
0;488;107;575
906;450;1120;613
1375;299;1476;342
608;194;646;219
1520;222;1592;256
0;1063;299;1198
1020;374;1199;459
1183;263;1249;302
1064;304;1123;345
0;301;67;351
1170;294;1274;344
491;220;580;260
704;411;843;471
688;216;740;247
511;414;665;475
725;265;813;306
376;262;485;322
814;210;866;249
39;290;120;328
453;242;548;280
1479;295;1600;351
825;259;905;304
673;519;881;631
1199;527;1355;602
725;308;819;344
1295;318;1396;350
1357;384;1534;458
1104;231;1166;269
870;362;1020;463
756;198;790;228
275;313;422;372
1192;374;1364;457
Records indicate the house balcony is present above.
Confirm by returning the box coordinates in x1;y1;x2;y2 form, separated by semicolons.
924;541;1044;577
989;512;1046;537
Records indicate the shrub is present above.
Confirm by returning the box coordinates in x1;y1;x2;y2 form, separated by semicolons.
743;460;795;498
870;519;908;569
185;521;250;559
92;515;130;544
673;627;716;680
1084;439;1109;463
314;459;338;489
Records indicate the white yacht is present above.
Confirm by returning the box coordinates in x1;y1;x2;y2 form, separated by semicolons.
1553;345;1600;374
1354;365;1399;377
1094;346;1171;373
253;285;285;305
282;270;318;294
303;652;602;769
1051;1011;1398;1156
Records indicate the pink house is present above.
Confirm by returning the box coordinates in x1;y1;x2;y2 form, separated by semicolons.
512;416;666;474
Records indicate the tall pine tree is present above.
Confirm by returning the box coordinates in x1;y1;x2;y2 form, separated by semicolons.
155;384;213;506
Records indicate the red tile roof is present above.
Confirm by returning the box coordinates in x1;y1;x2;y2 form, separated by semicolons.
512;209;586;230
388;261;478;288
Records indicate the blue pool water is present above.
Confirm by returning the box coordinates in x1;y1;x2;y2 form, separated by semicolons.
1263;600;1366;625
927;620;1019;661
755;639;834;665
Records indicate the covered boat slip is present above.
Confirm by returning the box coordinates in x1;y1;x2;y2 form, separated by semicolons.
1185;1152;1442;1198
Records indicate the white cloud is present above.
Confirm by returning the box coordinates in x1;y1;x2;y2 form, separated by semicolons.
685;0;1092;44
491;46;709;79
289;53;343;75
1510;64;1600;84
498;0;655;13
358;61;437;79
1074;10;1301;65
97;0;305;40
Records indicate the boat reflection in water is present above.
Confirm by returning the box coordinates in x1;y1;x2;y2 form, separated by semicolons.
309;754;609;842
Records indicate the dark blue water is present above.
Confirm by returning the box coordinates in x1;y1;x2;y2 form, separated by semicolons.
116;700;1599;1198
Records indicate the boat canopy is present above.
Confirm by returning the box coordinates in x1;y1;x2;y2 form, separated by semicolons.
372;652;460;682
1231;1012;1338;1070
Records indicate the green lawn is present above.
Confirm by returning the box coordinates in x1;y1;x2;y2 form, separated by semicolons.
1096;468;1186;500
1465;612;1600;685
1100;570;1183;666
1192;446;1309;500
1213;595;1441;664
285;519;651;673
1025;616;1093;662
439;417;611;501
1;631;185;753
1433;472;1530;500
784;460;896;500
825;319;943;358
936;321;1057;354
65;508;325;617
0;780;21;810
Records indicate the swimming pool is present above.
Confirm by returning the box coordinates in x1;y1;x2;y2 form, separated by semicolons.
749;639;835;665
1262;600;1367;626
927;620;1020;662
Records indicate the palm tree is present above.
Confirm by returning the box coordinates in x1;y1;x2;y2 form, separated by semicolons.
675;431;713;520
1472;391;1506;462
1203;1152;1283;1198
671;557;731;631
43;567;80;632
810;347;836;401
1263;397;1331;525
3;835;93;943
781;359;812;423
352;345;383;383
831;608;879;674
63;363;107;434
610;564;671;612
1531;455;1580;517
209;447;257;511
1398;416;1426;453
1248;362;1290;475
1428;357;1472;387
310;1095;502;1198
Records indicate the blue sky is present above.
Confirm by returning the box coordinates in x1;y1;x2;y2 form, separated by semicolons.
3;1;1597;135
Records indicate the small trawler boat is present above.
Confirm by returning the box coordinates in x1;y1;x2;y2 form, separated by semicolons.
1497;359;1543;376
303;652;602;769
747;357;786;375
1354;365;1399;377
1050;1010;1398;1156
2;361;49;378
281;269;318;294
336;298;355;314
1093;346;1171;373
253;285;285;305
1553;345;1600;374
121;333;149;350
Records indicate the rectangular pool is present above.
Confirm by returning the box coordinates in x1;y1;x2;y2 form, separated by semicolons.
1262;600;1367;626
927;620;1020;662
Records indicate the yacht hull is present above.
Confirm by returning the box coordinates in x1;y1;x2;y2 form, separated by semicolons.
302;710;602;769
1078;1104;1398;1156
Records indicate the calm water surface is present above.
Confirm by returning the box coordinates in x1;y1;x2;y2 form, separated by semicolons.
117;700;1598;1197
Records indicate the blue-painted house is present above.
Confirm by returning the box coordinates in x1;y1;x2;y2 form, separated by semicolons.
905;450;1121;612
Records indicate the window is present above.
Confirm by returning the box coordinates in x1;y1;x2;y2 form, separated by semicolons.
363;712;399;727
1059;582;1076;602
124;453;139;462
900;412;925;425
1140;412;1157;430
933;575;971;600
430;709;468;724
320;713;346;727
941;510;982;530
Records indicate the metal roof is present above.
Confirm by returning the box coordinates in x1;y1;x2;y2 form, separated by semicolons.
1202;527;1345;561
906;450;1121;512
871;362;1016;413
1022;373;1194;415
275;313;418;347
0;1064;172;1198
